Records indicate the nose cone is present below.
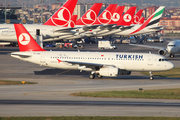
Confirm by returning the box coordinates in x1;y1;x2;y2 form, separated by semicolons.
166;61;174;70
167;47;175;54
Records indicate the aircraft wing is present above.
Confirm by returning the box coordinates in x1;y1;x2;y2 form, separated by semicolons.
54;27;78;32
63;60;103;68
129;43;166;50
82;25;100;31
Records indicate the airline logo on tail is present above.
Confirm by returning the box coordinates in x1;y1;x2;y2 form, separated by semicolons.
14;24;45;52
112;12;120;22
43;0;78;26
97;10;112;24
51;7;71;26
134;15;140;24
81;10;97;25
19;33;30;45
123;14;132;22
130;6;165;35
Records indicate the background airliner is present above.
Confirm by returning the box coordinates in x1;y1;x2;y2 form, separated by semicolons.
130;40;180;58
11;24;174;80
0;0;78;42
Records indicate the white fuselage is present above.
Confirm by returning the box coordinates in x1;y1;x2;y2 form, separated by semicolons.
0;24;76;42
11;51;174;72
167;40;180;54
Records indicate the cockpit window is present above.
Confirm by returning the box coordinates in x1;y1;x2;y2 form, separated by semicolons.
159;58;168;62
168;45;175;47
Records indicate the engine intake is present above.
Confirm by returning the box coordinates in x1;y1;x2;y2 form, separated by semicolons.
158;49;167;56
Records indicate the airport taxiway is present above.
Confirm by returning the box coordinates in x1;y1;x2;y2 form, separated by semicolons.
0;42;180;117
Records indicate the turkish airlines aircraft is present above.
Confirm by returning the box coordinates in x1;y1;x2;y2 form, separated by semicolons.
99;6;165;37
0;0;78;42
11;24;174;80
65;4;117;40
130;40;180;58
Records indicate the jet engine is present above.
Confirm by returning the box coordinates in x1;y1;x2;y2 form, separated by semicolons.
97;66;119;77
158;49;167;56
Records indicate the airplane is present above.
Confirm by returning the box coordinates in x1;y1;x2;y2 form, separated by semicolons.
99;6;165;37
0;0;78;42
11;24;174;80
67;6;137;40
129;40;180;58
41;3;103;42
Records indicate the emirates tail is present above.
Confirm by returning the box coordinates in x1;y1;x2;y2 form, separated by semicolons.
132;9;143;24
93;4;117;25
117;6;136;26
76;3;103;25
130;6;165;35
14;24;46;52
43;0;78;27
109;6;125;24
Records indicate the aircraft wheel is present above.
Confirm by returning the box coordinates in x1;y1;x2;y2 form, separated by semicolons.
150;76;154;80
89;74;95;79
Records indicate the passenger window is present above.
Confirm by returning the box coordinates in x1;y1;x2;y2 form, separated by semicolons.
159;59;161;61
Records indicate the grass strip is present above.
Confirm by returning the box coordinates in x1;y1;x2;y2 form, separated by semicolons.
71;88;180;99
0;80;37;85
141;68;180;78
0;117;180;120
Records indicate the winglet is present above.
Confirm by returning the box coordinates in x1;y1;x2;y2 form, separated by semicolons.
14;24;46;52
43;0;78;27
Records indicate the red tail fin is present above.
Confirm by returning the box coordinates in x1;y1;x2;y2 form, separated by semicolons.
93;4;117;25
64;15;77;28
43;0;78;27
109;6;125;24
138;17;144;24
14;24;45;52
133;9;143;24
117;7;136;26
76;3;103;25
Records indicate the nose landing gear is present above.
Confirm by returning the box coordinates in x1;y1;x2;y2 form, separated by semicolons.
149;71;154;80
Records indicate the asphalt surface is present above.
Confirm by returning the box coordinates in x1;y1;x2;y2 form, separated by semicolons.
0;42;180;117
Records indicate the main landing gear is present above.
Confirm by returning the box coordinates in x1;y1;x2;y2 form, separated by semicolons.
89;72;103;79
149;71;154;80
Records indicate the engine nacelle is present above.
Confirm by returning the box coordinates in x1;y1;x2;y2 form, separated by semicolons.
97;66;119;77
158;49;167;56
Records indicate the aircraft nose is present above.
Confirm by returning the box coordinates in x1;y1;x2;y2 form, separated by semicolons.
167;47;175;54
166;62;174;70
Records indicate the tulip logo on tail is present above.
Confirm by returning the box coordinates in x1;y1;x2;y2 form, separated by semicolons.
51;7;71;26
98;10;112;24
112;13;120;22
81;10;96;25
19;33;30;45
123;14;132;22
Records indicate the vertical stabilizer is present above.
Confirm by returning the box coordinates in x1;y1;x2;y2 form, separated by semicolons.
43;0;78;27
14;24;46;52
